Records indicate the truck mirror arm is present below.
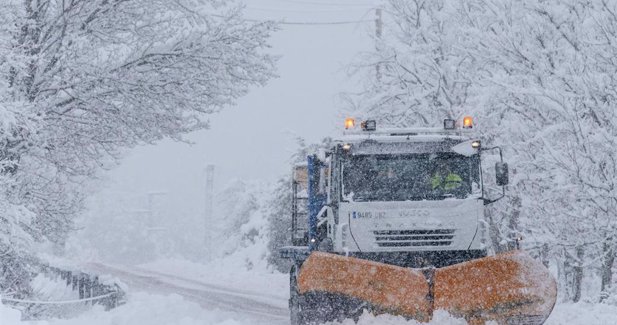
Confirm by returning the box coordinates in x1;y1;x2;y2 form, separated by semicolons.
482;186;505;205
479;146;504;162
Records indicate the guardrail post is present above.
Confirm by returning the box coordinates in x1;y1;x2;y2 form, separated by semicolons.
109;287;118;310
92;276;100;304
85;276;92;302
78;274;85;299
72;274;78;291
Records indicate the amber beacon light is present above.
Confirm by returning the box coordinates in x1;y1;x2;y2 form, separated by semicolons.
345;118;356;129
463;116;473;129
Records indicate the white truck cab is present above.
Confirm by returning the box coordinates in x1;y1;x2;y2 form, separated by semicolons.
288;117;508;268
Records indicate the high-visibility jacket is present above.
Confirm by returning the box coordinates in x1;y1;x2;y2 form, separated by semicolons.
431;172;462;190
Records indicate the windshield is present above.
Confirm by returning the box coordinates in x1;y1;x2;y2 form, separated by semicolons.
342;153;480;202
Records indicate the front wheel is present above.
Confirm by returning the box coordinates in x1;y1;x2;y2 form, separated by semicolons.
290;266;309;325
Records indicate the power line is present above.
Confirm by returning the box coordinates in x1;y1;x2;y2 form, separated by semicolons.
271;0;376;7
211;13;373;26
246;6;369;14
278;19;373;26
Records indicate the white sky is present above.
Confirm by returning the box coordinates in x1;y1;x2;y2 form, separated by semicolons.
86;0;380;217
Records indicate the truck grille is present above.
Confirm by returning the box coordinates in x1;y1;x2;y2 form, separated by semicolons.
373;229;455;247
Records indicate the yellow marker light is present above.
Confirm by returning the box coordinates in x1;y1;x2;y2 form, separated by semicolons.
345;118;356;129
463;116;473;129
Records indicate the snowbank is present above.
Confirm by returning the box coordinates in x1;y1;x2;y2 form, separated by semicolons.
330;310;469;325
336;303;617;325
1;292;248;325
0;299;28;325
545;302;617;325
47;293;247;325
30;274;79;302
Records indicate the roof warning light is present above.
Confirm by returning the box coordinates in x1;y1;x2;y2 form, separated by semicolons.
463;116;473;129
345;118;356;129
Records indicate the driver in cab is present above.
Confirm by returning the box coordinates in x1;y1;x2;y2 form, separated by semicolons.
431;161;462;193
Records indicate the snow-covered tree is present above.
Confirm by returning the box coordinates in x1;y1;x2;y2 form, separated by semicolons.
342;0;477;127
207;179;276;271
266;176;293;273
452;0;617;301
0;0;276;297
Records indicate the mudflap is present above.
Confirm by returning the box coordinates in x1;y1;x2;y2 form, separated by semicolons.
297;251;557;325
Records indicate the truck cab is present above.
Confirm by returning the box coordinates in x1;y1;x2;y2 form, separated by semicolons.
286;117;507;268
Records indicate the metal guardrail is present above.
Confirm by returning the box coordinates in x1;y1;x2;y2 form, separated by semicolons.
2;264;125;312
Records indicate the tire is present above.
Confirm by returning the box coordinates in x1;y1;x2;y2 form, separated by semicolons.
290;266;308;325
291;266;345;325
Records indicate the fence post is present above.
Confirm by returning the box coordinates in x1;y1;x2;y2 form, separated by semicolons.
72;274;78;291
78;274;85;299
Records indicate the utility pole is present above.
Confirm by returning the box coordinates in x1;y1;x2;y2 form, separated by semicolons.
146;191;168;257
147;191;168;229
375;8;383;39
204;164;215;260
375;8;383;82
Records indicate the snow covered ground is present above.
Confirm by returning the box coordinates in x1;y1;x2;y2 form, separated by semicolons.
1;292;261;325
3;255;617;325
131;259;617;325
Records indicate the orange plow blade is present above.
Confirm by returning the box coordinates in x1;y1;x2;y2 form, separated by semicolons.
434;251;557;324
297;251;557;324
298;252;432;321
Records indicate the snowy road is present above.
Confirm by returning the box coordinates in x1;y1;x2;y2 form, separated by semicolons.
87;263;290;325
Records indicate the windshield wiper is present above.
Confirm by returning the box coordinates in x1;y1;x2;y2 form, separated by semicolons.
348;194;379;202
427;193;471;200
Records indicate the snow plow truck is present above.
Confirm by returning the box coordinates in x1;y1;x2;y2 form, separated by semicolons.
280;117;557;325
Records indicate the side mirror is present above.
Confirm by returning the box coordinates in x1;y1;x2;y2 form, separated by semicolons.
495;162;509;186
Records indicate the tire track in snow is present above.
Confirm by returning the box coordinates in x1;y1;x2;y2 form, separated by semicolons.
131;266;286;307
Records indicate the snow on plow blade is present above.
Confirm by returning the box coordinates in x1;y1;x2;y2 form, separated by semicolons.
297;251;557;324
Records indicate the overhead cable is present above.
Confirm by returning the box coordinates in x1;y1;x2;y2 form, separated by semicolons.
211;13;373;26
246;6;368;14
272;0;376;7
277;19;373;25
